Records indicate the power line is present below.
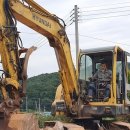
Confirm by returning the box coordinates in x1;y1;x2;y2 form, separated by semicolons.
65;5;130;26
68;33;130;47
34;38;47;47
79;35;130;47
20;31;39;34
81;9;130;17
20;32;48;48
79;13;130;21
34;37;45;44
81;2;130;9
63;9;74;22
65;19;74;27
65;6;80;28
37;41;48;49
81;6;130;13
68;33;116;43
79;34;118;43
62;9;75;27
65;5;130;27
65;15;75;27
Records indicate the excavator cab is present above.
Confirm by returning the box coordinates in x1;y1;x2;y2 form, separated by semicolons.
79;48;112;101
78;46;130;117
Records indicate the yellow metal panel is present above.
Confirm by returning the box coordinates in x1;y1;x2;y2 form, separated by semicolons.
10;0;61;38
59;70;72;108
0;0;18;80
110;46;117;104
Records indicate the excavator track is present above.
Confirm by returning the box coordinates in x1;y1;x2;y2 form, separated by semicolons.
111;121;130;130
73;117;130;130
97;121;130;130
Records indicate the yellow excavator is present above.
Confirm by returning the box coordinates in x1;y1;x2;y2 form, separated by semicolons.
0;0;80;129
0;0;78;116
0;0;130;130
52;46;130;129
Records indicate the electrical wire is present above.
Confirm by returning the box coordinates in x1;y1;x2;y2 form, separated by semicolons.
37;41;48;49
33;37;47;47
68;33;130;47
63;9;74;22
19;32;47;48
81;1;130;9
64;15;75;27
20;32;39;34
62;9;75;28
64;4;130;26
36;40;48;48
81;5;130;13
81;9;130;17
65;18;74;26
79;13;130;21
65;13;76;27
66;19;74;27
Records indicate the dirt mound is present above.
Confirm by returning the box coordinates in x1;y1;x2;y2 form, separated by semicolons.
0;113;40;130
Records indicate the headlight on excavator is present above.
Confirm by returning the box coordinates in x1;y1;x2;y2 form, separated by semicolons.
104;107;112;114
92;107;98;111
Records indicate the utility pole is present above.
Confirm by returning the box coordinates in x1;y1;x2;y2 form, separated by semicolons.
38;98;41;113
25;96;28;112
44;106;46;112
74;5;79;64
35;100;38;111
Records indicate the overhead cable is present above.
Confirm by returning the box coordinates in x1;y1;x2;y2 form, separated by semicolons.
79;13;130;21
81;9;130;17
81;2;130;9
68;33;130;46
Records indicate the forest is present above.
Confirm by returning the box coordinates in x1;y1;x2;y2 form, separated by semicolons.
21;68;130;112
21;72;60;112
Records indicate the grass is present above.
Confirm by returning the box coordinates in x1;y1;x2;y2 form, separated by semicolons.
35;114;72;128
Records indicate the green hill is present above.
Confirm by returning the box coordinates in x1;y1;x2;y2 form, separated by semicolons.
21;72;60;111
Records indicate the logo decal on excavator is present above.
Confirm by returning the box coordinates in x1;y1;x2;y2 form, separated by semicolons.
32;13;51;28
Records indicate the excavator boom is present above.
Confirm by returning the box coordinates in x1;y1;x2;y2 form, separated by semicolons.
0;0;78;116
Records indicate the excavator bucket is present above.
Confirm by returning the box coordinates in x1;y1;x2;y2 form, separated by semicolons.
0;113;40;130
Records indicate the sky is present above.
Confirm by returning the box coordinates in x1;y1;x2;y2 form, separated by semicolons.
16;0;130;77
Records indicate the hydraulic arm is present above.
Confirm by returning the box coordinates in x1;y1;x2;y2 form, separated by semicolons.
0;0;79;116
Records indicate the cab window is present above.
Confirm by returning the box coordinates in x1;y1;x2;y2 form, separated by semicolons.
79;55;92;81
127;56;130;84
